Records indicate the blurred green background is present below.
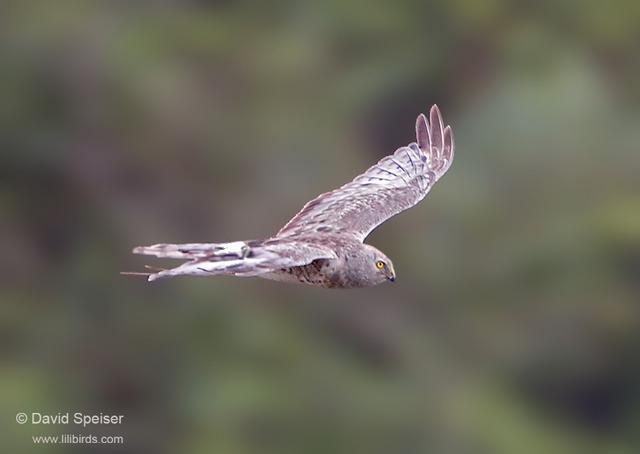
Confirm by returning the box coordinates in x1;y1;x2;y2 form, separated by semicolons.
1;1;639;453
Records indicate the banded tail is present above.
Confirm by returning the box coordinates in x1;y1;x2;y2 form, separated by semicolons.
125;241;267;282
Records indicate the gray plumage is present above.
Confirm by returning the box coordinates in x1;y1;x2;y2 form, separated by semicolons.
127;105;454;288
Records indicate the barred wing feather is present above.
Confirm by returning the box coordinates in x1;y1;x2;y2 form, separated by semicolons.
277;105;454;242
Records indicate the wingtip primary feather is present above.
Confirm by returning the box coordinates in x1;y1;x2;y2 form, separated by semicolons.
416;105;455;177
416;113;430;150
429;105;445;155
443;125;454;163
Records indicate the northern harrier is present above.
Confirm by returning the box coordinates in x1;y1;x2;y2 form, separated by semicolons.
127;105;454;288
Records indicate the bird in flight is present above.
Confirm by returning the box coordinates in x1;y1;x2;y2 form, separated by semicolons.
126;105;454;288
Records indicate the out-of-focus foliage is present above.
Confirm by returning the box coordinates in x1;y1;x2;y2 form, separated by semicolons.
1;1;639;453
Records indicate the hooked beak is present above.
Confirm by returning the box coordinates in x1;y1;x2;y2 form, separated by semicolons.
387;265;396;282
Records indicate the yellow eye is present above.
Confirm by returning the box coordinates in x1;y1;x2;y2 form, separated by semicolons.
375;260;385;269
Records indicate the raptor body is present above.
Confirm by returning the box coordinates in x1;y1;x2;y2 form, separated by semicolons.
128;105;454;288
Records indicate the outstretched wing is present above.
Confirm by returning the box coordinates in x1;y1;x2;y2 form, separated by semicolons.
128;239;336;281
277;105;454;242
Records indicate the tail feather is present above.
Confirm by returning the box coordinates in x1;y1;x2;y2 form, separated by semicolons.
146;257;273;282
127;240;269;282
132;241;251;260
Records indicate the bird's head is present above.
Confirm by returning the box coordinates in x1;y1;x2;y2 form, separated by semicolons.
362;244;396;284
